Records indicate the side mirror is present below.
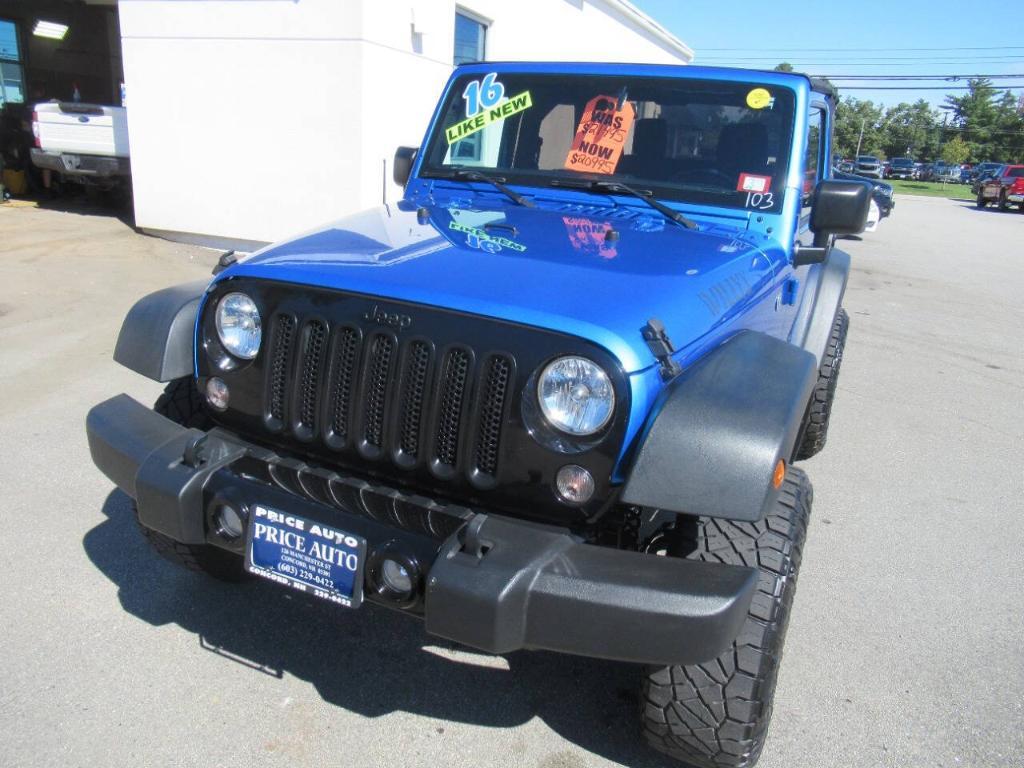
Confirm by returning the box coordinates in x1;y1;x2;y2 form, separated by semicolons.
393;146;418;187
810;179;872;236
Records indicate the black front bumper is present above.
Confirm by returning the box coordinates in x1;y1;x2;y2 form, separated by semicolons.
86;394;758;666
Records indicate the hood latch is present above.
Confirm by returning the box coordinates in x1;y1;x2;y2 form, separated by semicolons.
642;318;682;381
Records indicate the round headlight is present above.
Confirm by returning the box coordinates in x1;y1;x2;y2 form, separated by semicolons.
215;292;261;360
537;356;614;436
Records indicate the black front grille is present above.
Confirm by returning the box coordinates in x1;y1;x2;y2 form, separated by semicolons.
297;320;327;430
200;280;629;523
264;315;513;482
435;348;471;469
474;355;512;477
268;315;295;423
363;334;396;449
397;341;431;459
329;326;361;443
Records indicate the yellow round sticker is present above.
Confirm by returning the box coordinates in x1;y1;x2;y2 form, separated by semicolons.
746;88;772;109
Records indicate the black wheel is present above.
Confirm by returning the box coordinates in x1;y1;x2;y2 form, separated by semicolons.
794;309;848;460
998;191;1010;211
641;468;813;768
976;192;987;208
136;377;246;582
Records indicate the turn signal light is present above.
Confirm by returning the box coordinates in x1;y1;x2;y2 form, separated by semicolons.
772;459;786;489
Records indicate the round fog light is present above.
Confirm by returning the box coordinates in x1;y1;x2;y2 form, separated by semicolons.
214;504;244;539
206;377;230;411
380;558;413;594
556;464;595;504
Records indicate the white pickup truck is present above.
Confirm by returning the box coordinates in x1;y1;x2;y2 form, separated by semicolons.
31;102;130;188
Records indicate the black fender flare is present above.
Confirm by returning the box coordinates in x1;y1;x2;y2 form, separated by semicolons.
112;281;209;382
620;330;817;522
792;248;851;367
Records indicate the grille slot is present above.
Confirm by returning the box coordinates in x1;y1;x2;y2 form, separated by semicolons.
473;355;512;476
329;326;361;443
363;334;396;448
297;320;327;430
397;341;432;459
268;314;296;423
434;348;471;468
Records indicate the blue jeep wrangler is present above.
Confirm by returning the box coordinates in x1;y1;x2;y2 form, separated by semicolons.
87;63;869;767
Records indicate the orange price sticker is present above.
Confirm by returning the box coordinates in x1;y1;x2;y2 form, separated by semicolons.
563;95;636;176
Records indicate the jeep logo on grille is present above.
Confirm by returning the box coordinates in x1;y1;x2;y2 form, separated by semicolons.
364;304;412;331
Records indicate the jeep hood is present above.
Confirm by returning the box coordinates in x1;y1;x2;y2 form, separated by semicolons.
225;200;778;374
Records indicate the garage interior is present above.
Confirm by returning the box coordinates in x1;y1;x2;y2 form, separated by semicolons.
0;0;123;198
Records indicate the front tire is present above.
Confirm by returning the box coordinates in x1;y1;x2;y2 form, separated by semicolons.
998;191;1010;211
136;377;246;582
976;192;987;208
641;468;813;768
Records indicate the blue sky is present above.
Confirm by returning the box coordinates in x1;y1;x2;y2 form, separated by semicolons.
633;0;1024;110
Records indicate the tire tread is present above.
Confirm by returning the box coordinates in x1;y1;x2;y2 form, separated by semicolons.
641;468;813;768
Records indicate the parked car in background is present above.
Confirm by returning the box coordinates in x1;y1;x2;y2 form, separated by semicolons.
837;159;854;173
977;164;1024;211
957;167;972;184
885;157;916;180
835;169;894;226
855;155;883;179
918;163;936;181
971;165;1003;196
931;161;962;183
30;102;130;190
969;161;1003;184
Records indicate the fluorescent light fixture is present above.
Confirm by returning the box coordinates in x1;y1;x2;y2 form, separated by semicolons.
33;21;69;41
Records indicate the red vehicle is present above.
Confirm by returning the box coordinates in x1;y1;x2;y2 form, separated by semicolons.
977;164;1024;211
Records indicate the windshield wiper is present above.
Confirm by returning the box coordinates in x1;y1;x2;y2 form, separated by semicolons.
550;178;697;230
429;167;534;207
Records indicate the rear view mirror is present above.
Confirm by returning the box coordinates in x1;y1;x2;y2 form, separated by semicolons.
393;146;418;187
810;179;872;236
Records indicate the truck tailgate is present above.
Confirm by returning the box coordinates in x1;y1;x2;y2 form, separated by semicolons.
34;103;129;158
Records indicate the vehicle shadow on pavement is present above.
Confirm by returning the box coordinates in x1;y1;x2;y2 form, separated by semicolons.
84;490;668;767
960;202;1023;214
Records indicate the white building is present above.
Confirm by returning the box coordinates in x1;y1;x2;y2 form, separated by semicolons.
116;0;692;247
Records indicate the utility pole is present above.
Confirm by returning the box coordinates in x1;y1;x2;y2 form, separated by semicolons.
855;117;866;158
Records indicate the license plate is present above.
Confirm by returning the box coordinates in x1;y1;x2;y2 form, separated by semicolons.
246;505;365;607
61;154;81;171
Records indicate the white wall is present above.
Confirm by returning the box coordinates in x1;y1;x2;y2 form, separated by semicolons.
119;0;690;245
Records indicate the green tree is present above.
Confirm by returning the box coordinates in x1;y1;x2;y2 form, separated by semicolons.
944;78;1002;161
774;62;794;72
880;100;939;161
834;97;884;159
940;135;969;166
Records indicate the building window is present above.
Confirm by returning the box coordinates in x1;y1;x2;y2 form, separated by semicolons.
0;18;25;105
453;11;486;65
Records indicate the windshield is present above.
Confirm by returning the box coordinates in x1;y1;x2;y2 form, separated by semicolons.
421;72;796;214
1007;167;1024;178
892;158;913;166
857;156;878;163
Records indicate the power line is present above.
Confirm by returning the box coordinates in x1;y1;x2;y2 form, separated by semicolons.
839;85;1022;90
822;74;1024;80
700;56;1024;62
699;46;1024;52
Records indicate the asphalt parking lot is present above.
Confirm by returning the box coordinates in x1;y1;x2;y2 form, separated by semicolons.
1;195;1021;768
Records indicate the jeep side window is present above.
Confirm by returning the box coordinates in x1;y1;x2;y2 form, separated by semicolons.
802;108;823;217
